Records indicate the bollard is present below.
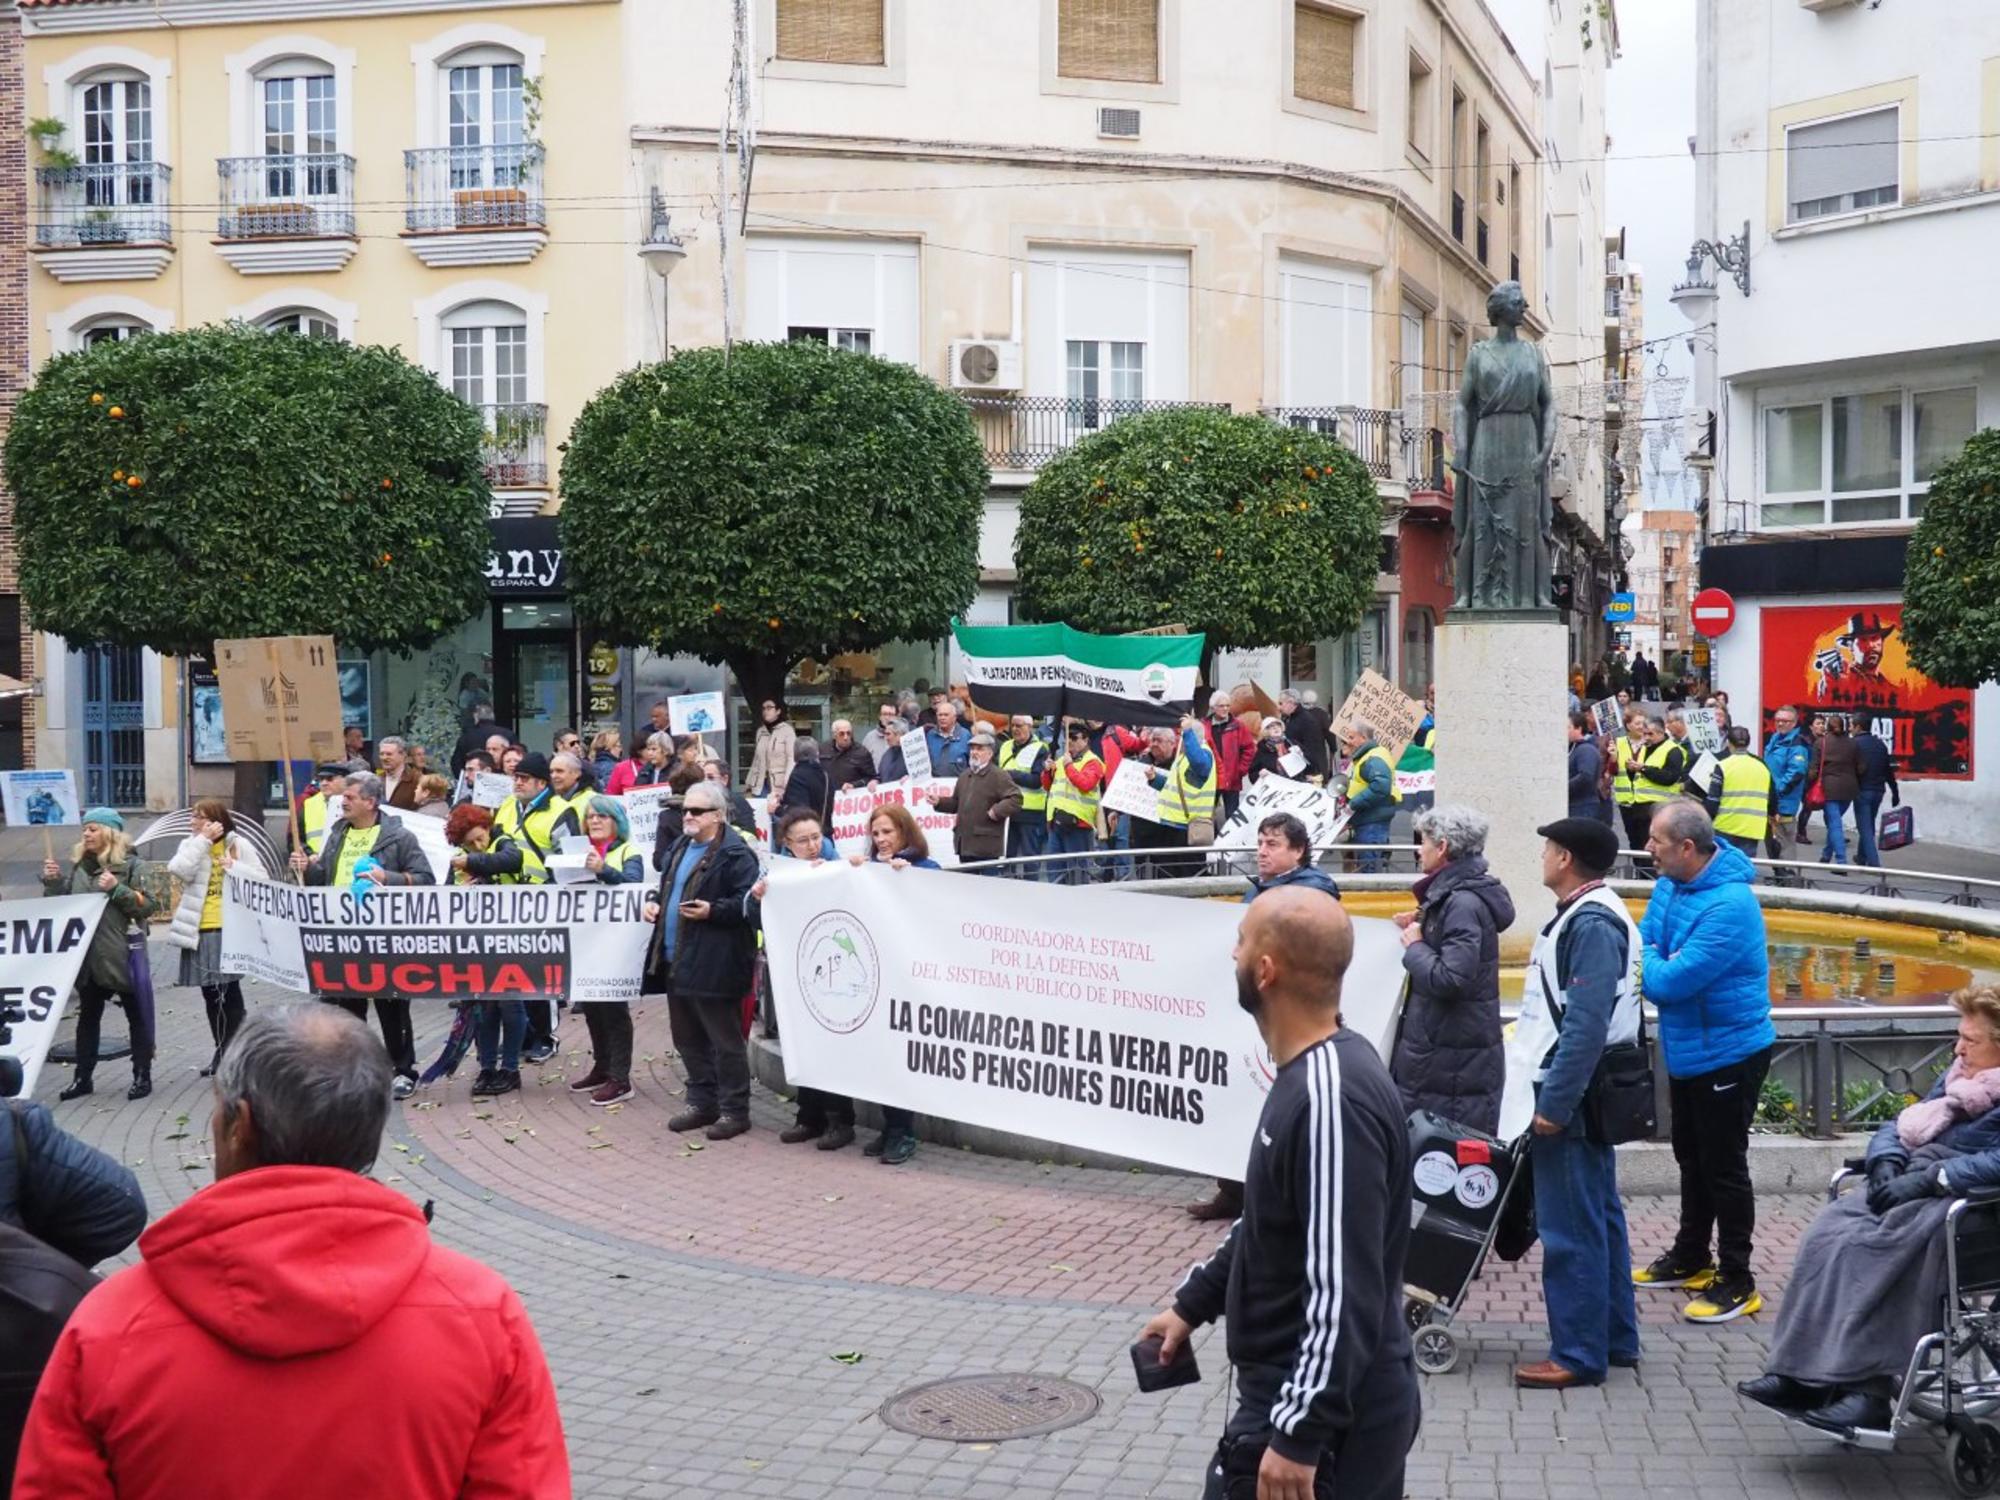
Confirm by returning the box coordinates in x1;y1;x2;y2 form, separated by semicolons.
1878;960;1897;992
1854;936;1872;960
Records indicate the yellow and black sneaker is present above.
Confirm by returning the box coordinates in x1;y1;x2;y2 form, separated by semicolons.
1632;1253;1717;1290
1683;1276;1763;1324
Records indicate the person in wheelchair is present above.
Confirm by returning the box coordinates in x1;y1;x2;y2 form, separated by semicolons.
1740;982;2000;1431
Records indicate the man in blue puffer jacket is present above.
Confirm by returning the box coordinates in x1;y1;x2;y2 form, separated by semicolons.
1632;800;1775;1326
1761;706;1812;864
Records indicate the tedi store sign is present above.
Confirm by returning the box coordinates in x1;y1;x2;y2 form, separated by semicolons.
485;518;567;594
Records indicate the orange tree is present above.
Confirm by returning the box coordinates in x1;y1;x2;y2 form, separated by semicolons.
3;324;490;656
558;340;987;706
1903;427;2000;688
1014;406;1382;650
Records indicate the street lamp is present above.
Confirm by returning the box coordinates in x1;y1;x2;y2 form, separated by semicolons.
637;189;687;357
1669;219;1751;320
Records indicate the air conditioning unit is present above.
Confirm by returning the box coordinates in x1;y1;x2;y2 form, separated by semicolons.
948;339;1023;391
1098;107;1141;139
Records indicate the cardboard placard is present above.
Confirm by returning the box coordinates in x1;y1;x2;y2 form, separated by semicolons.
1590;696;1622;741
1683;707;1726;756
1688;751;1721;791
0;768;80;828
214;635;343;763
469;772;513;809
1329;669;1425;761
898;725;934;783
1100;759;1162;823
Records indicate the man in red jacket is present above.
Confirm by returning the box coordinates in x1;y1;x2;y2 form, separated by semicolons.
1204;691;1258;820
14;1004;570;1500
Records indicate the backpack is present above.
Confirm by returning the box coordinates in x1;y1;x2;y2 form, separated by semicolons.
1;1104;100;1491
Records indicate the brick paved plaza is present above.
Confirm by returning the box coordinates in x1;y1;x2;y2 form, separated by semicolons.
33;963;1943;1499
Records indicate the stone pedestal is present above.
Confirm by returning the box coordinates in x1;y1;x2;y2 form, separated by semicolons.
1434;611;1569;962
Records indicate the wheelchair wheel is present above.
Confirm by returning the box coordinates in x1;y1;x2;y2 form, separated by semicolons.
1946;1425;2000;1498
1413;1325;1459;1376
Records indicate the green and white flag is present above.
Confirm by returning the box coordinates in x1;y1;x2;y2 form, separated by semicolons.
951;622;1205;725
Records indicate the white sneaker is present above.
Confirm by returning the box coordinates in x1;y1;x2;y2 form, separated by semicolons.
392;1075;417;1101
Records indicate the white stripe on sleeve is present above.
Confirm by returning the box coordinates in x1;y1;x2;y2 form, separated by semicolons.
1270;1041;1344;1437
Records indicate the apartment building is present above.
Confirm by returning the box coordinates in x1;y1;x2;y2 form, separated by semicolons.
626;0;1549;731
1;0;30;770
1686;0;1998;843
17;0;627;806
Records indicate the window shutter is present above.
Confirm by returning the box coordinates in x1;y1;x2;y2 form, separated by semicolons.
1058;0;1161;84
775;0;886;66
1294;4;1358;111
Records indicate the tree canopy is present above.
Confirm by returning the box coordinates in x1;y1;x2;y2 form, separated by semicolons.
1903;427;2000;690
558;340;988;703
3;324;491;657
1013;407;1383;648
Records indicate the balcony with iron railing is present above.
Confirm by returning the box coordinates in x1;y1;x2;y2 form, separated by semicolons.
215;153;358;274
1262;406;1401;481
31;162;175;281
961;394;1225;471
479;402;549;489
404;144;548;266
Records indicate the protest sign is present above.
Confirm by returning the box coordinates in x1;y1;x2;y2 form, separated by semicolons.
1688;751;1721;791
1100;759;1162;824
1683;707;1726;756
762;861;1407;1179
214;635;343;763
470;772;512;809
897;725;934;783
621;785;675;861
1278;746;1308;777
221;868;655;1004
378;804;455;879
1;769;80;829
669;691;725;736
952;621;1204;725
1590;696;1622;740
1209;776;1349;872
1329;669;1425;760
0;894;107;1099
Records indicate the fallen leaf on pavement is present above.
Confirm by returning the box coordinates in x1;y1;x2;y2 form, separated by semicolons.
829;1352;865;1366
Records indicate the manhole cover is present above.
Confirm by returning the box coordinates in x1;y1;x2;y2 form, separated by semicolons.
878;1373;1101;1442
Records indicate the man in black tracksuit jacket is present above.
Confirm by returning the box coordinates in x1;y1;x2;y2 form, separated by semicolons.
1142;887;1419;1499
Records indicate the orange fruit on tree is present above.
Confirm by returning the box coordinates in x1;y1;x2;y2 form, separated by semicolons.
112;469;125;481
108;406;125;420
89;393;104;406
126;475;143;489
381;478;394;490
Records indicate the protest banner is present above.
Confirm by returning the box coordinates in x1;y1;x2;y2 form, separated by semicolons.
220;868;655;1004
214;636;343;764
669;691;725;736
752;777;962;864
952;621;1204;725
1329;669;1425;760
761;861;1407;1179
0;894;107;1099
1100;759;1162;824
897;724;934;783
1683;707;1726;756
1590;696;1622;740
0;770;81;861
1209;777;1349;872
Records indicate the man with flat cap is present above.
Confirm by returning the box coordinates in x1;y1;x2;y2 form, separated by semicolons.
1140;887;1419;1498
1510;816;1645;1390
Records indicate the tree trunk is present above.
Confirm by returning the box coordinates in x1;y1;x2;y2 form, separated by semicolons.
725;651;796;714
231;759;271;821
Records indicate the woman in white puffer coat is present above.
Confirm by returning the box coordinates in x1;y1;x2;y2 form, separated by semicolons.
167;799;267;1075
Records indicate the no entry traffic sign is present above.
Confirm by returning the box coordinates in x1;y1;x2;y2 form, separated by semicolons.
1691;587;1736;638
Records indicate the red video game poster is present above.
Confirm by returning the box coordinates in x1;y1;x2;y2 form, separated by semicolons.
1760;603;1973;779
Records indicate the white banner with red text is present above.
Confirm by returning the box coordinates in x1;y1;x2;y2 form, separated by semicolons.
219;868;655;1004
761;861;1408;1179
753;777;963;864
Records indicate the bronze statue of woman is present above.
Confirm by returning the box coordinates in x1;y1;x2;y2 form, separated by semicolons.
1450;280;1556;612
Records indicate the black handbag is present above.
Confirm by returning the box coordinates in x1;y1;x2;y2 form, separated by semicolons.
1583;1008;1657;1147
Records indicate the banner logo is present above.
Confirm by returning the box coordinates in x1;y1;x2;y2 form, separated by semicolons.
795;910;882;1033
1141;663;1171;703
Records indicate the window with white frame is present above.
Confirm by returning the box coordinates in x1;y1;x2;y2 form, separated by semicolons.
261;309;339;339
1760;385;1975;528
79;73;154;207
1279;254;1372;410
1066;339;1145;426
447;49;526;190
444;301;530;413
259;58;338;197
1786;107;1898;224
788;325;873;354
77;317;150;348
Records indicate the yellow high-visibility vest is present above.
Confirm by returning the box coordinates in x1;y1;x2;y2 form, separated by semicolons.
1714;753;1773;840
998;737;1049;814
1345;745;1404;806
301;792;332;855
1631;741;1680;805
1046;752;1105;826
1156;753;1218;828
1613;736;1643;807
